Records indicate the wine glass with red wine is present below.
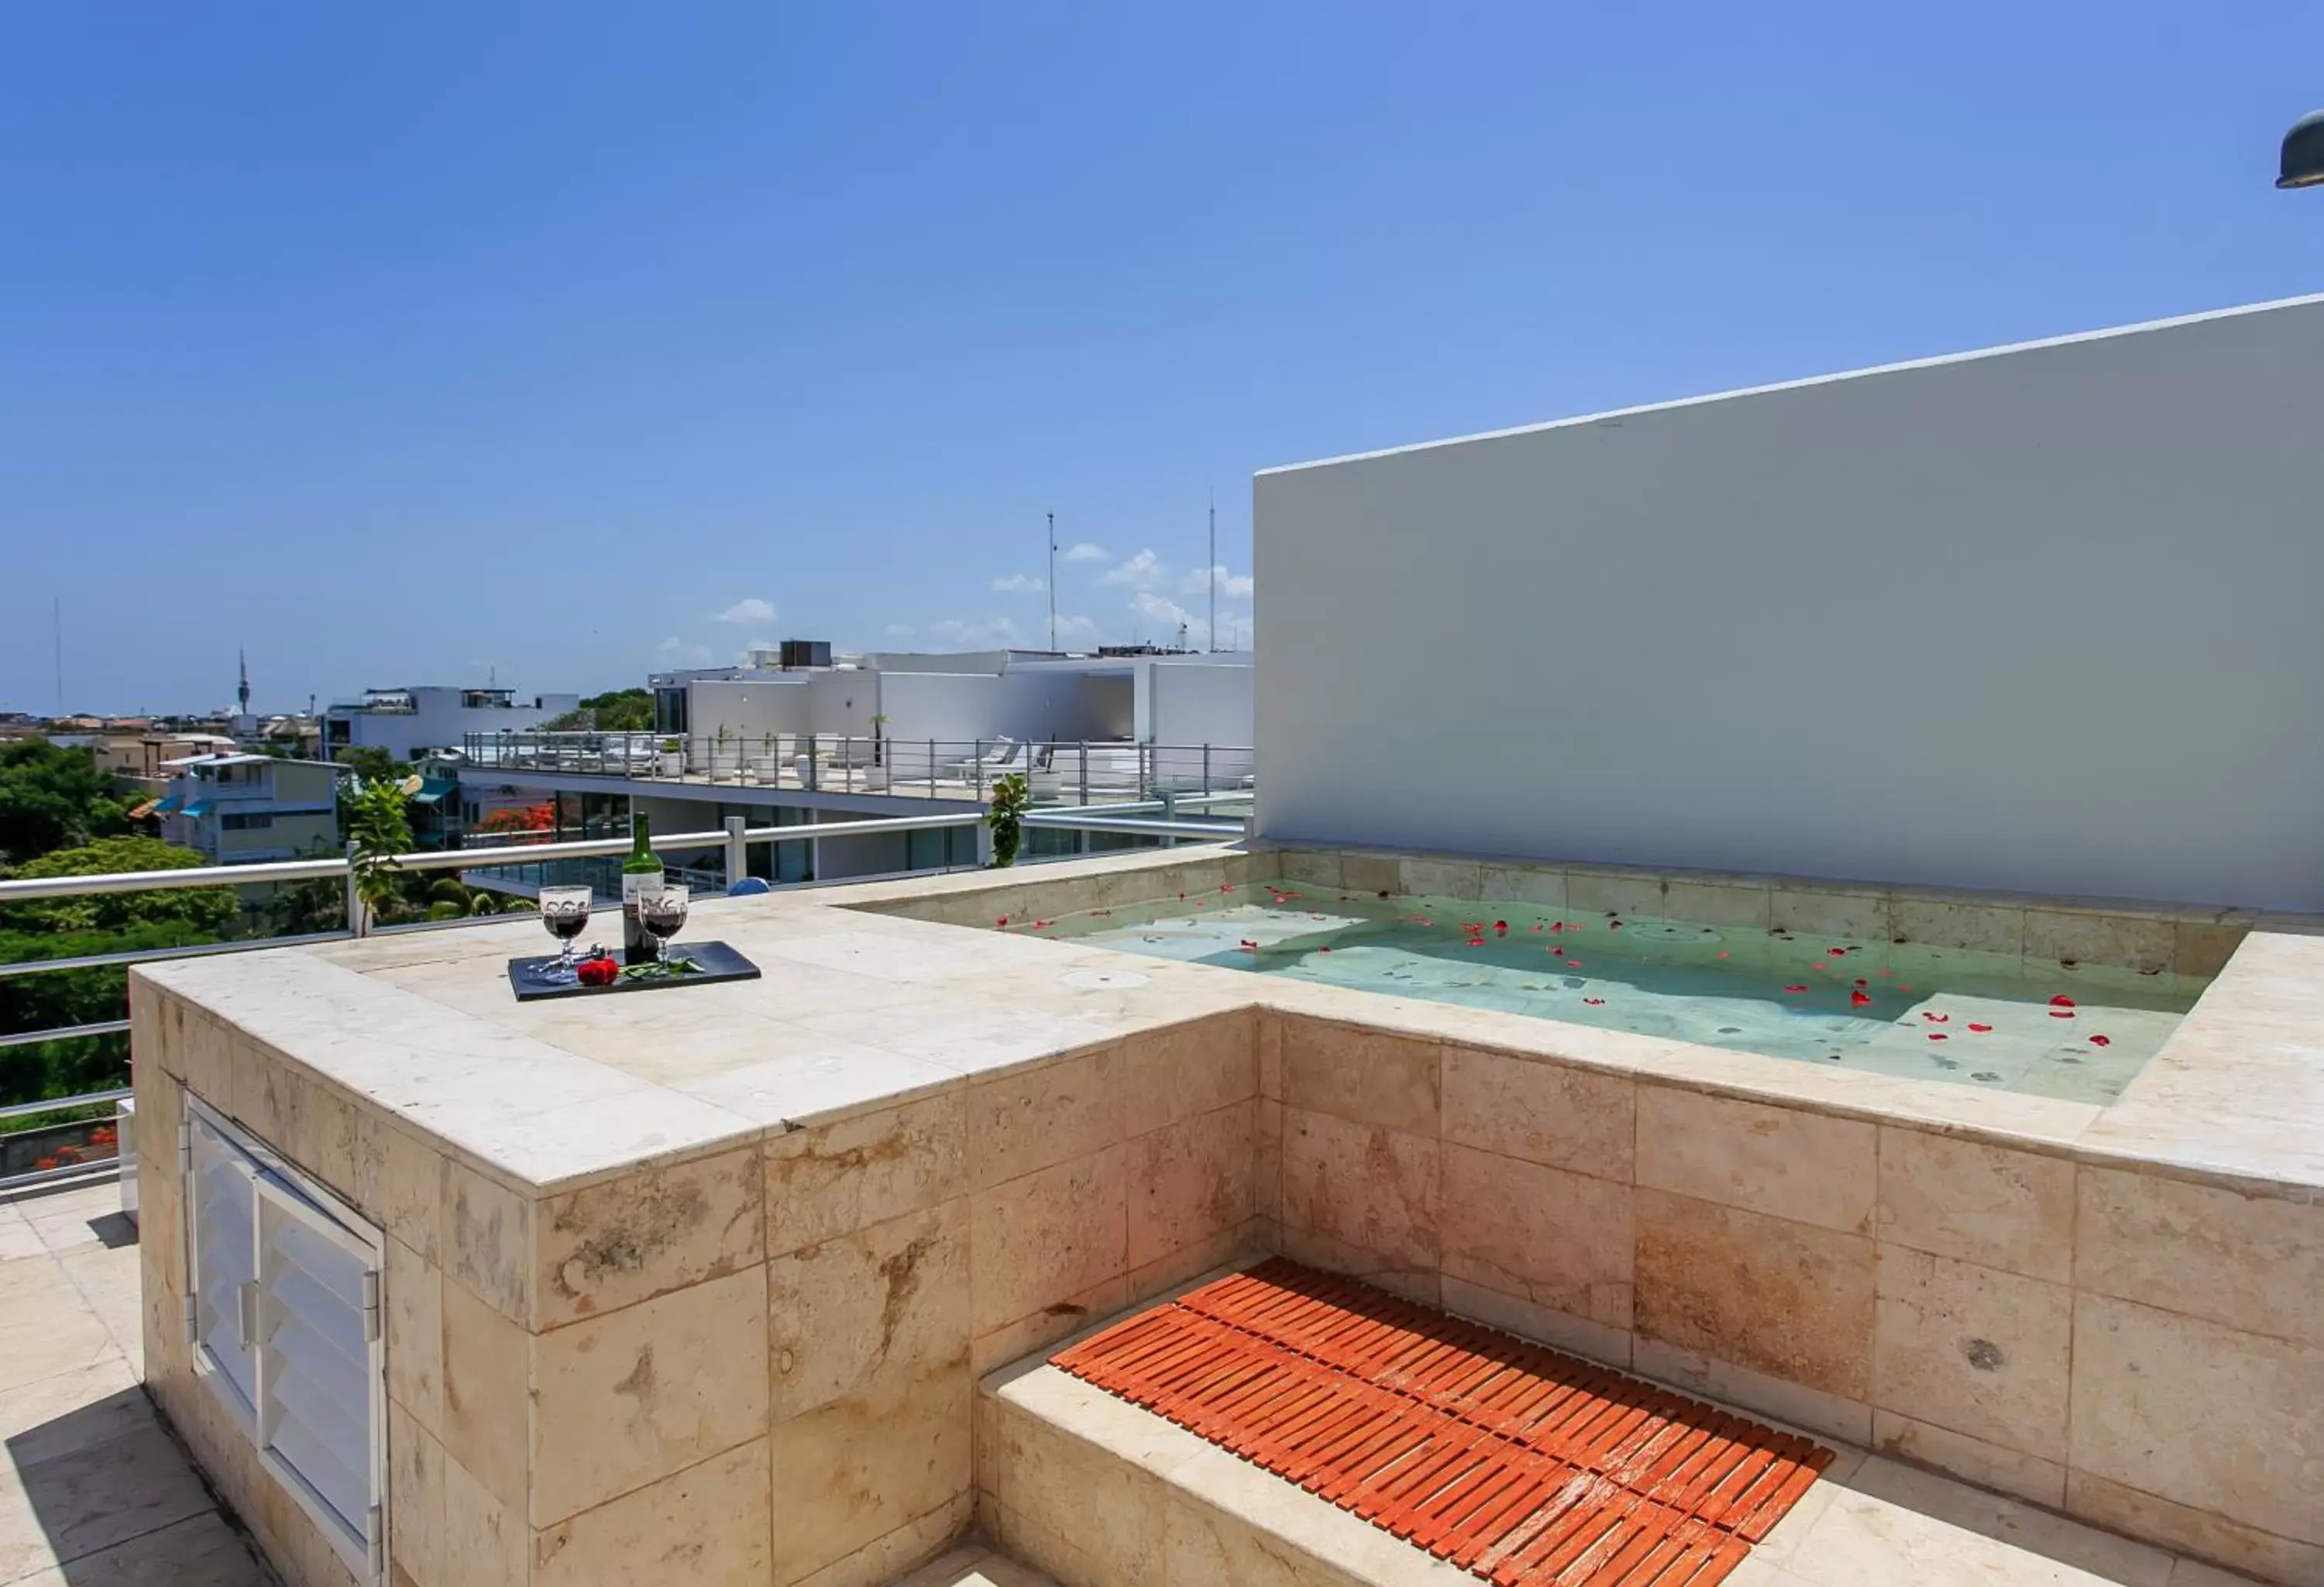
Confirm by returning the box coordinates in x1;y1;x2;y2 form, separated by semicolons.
538;886;593;983
638;883;689;966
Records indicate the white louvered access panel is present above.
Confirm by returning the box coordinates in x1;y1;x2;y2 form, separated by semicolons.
182;1094;386;1582
187;1113;260;1424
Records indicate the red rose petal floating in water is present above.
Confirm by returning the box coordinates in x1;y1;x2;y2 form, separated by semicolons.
1828;947;1848;957
1494;921;1509;935
2089;1034;2111;1047
1583;997;1605;1006
1565;959;1583;968
1239;939;1257;952
1717;950;1730;959
1921;1011;1950;1023
995;916;1009;927
1318;946;1332;954
1466;936;1485;948
1609;920;1624;931
2047;994;2076;1019
1928;1032;1948;1041
2050;994;2075;1007
1876;968;1893;977
1784;984;1808;993
1967;1022;1992;1033
1850;990;1872;1007
1855;978;1868;987
1530;923;1544;932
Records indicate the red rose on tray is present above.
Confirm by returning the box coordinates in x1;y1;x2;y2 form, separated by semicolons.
576;955;620;987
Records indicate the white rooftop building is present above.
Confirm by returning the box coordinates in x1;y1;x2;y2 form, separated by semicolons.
322;685;579;762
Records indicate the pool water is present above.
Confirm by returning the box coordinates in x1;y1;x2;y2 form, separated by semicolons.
1006;886;2210;1103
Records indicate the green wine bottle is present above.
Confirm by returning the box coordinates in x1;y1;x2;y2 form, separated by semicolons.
621;812;663;966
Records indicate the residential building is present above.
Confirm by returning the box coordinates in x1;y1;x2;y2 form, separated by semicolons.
151;753;344;865
456;644;1257;894
322;684;579;762
96;732;239;789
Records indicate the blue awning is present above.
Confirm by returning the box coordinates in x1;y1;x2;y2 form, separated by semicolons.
150;796;181;816
179;799;212;818
411;776;459;805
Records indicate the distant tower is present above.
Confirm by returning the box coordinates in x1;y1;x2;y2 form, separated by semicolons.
237;649;251;715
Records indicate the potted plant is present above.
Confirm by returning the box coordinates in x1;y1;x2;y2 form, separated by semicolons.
986;772;1030;868
713;723;733;781
658;736;682;778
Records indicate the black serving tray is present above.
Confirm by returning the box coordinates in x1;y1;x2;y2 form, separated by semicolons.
506;940;761;1001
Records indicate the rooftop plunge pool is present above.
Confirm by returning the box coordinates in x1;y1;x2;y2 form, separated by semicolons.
1000;883;2212;1103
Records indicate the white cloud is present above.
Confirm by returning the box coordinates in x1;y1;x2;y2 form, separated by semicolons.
711;597;777;625
1129;590;1202;644
1063;542;1112;563
930;615;1026;648
1178;564;1255;599
657;635;713;666
1125;590;1255;650
1098;548;1165;589
1054;614;1098;644
883;623;915;639
991;573;1047;594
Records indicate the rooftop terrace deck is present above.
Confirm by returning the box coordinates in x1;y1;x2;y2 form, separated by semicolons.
81;843;2324;1585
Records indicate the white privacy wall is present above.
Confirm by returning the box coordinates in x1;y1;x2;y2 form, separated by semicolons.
1140;657;1257;747
1254;294;2324;912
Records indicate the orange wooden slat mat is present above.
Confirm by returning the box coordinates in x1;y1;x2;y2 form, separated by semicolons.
1050;1258;1832;1587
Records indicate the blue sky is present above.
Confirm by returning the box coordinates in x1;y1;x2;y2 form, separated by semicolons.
3;3;2319;714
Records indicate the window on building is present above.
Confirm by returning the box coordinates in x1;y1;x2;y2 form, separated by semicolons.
221;813;276;831
184;1098;385;1580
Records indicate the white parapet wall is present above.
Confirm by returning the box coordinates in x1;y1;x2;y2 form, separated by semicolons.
1253;293;2324;913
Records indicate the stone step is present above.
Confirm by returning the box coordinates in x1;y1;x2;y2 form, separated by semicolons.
974;1279;2254;1587
890;1541;1061;1587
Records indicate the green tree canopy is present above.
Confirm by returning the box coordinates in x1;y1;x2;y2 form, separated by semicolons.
0;835;241;935
333;745;409;784
540;688;655;732
0;834;242;1107
0;739;135;862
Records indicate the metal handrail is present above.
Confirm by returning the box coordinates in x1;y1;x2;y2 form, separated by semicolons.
0;805;1245;1053
0;1088;129;1124
0;801;1248;1185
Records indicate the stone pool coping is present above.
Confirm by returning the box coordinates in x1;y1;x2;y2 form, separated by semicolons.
133;838;2324;1203
126;840;2324;1583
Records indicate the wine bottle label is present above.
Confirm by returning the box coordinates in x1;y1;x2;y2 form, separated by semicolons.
622;868;662;962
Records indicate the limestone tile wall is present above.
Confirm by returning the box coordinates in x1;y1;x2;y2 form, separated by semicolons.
1253;1004;2324;1585
139;973;1260;1587
851;847;1279;933
757;1006;1260;1587
132;983;370;1587
1263;844;2252;978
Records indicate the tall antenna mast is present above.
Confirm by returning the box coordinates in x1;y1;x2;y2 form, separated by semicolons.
1207;491;1217;653
237;648;251;715
1047;512;1057;651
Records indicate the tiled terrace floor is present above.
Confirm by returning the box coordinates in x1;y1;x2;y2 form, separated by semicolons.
1;1172;270;1585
